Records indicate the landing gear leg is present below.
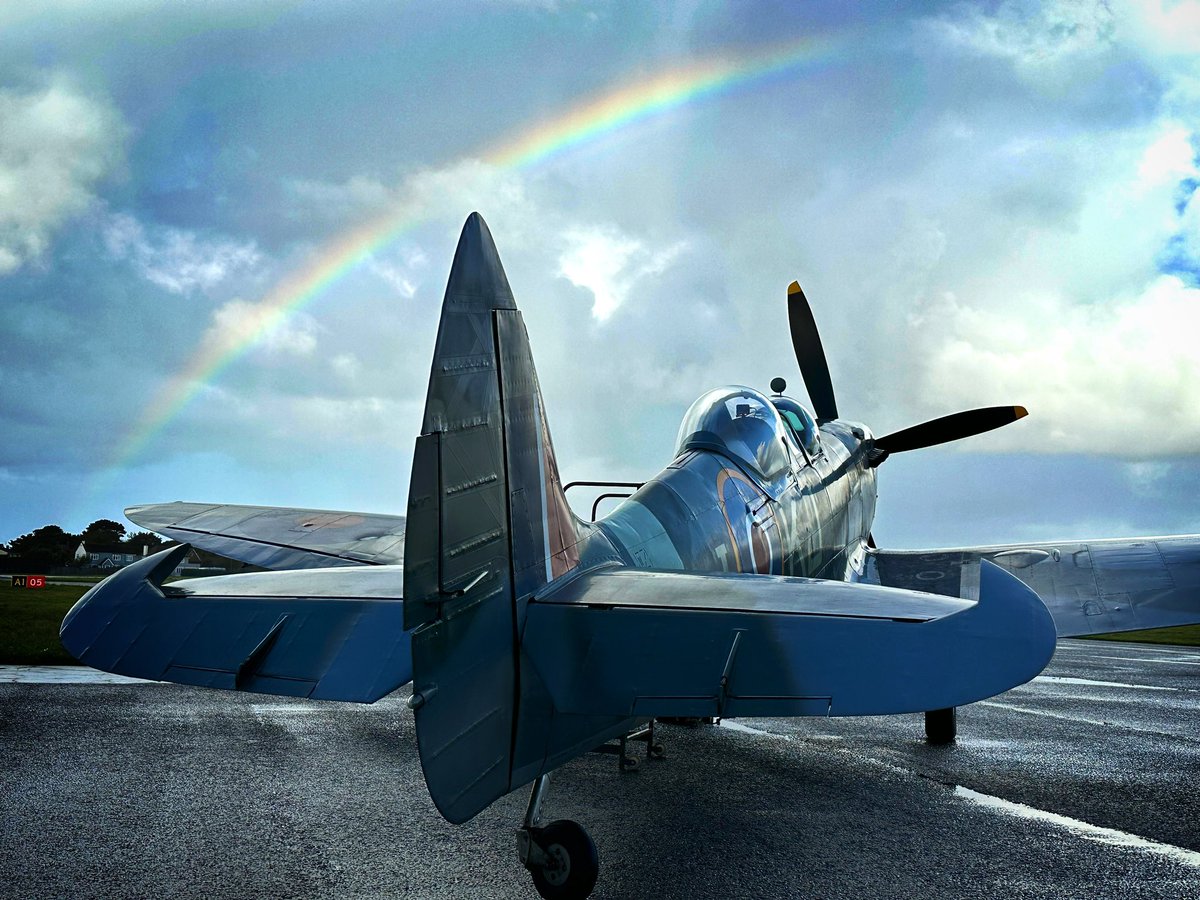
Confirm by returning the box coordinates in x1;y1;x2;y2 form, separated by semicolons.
516;774;599;900
925;707;957;744
591;719;666;770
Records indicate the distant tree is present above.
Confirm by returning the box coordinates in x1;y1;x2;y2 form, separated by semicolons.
9;525;74;570
80;518;126;548
122;531;165;555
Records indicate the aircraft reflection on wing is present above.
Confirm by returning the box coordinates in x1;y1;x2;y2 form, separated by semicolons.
62;214;1200;899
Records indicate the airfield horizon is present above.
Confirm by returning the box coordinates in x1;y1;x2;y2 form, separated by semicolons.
4;581;1198;668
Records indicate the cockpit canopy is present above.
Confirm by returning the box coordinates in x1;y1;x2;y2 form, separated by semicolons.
674;386;793;483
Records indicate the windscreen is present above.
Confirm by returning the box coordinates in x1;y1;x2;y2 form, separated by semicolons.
771;396;822;458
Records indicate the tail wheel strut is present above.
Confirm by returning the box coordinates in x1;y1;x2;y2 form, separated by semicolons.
516;775;599;900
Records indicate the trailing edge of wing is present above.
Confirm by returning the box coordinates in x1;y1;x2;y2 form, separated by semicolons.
60;545;411;702
523;562;1055;718
126;501;406;569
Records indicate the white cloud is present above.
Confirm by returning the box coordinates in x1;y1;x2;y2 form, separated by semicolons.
104;213;261;294
847;112;1200;459
269;395;411;448
331;353;362;380
284;175;396;221
205;299;319;359
1136;124;1197;188
1119;0;1200;56
928;0;1115;69
913;274;1200;455
285;160;531;235
1124;460;1173;494
280;159;692;324
557;225;685;320
0;81;123;273
1179;183;1200;262
367;246;427;298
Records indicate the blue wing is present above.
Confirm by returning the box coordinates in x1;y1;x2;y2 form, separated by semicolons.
864;535;1200;637
125;501;406;569
60;544;411;702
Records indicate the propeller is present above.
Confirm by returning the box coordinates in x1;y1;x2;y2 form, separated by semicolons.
786;281;838;422
874;406;1028;455
780;280;1028;467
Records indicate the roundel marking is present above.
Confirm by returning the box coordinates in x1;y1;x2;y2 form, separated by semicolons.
715;467;776;575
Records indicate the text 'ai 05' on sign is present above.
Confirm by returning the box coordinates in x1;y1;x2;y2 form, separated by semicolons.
10;575;46;589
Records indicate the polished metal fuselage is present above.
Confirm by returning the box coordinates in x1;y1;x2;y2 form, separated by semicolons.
586;419;879;582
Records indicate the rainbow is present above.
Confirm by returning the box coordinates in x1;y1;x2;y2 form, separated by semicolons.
106;34;843;479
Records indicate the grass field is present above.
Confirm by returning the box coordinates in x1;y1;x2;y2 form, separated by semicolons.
2;584;89;665
1080;623;1200;647
2;582;1198;666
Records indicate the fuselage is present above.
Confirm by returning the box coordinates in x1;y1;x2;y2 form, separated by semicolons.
576;386;879;582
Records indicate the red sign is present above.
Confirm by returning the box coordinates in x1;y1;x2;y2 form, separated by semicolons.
9;575;45;589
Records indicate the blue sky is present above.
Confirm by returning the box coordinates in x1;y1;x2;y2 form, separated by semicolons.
1;0;1198;548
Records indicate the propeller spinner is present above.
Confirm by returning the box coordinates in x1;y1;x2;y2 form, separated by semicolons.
782;280;1027;466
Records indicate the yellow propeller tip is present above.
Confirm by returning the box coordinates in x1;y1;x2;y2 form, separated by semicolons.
1015;406;1029;419
788;280;802;295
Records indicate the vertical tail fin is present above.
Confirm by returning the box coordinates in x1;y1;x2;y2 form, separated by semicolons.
403;212;580;822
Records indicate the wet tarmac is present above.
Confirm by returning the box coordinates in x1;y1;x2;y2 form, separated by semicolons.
1;640;1197;899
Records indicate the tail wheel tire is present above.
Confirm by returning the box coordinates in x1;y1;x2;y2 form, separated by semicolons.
925;707;957;744
529;819;599;900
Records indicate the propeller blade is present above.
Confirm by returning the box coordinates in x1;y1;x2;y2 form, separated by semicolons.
875;406;1028;455
787;281;838;422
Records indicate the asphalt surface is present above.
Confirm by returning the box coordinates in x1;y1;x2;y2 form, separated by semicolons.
1;640;1197;899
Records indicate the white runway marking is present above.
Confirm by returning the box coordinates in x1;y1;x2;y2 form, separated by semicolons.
979;700;1191;740
0;665;156;684
720;720;792;740
249;703;316;715
1059;642;1192;655
1034;675;1177;692
955;786;1200;869
980;700;1115;729
1094;655;1200;666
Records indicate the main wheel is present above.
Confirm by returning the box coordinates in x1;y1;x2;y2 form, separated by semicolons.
529;819;599;900
925;707;957;744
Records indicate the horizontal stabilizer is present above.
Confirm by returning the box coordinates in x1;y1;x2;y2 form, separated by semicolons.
126;501;406;569
60;545;411;702
523;561;1055;718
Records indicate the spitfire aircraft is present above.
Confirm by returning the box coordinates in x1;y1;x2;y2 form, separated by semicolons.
62;214;1200;899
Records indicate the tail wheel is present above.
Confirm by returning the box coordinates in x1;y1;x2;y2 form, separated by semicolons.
529;819;599;900
925;707;957;744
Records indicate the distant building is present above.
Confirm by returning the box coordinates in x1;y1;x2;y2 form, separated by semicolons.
72;541;232;577
75;544;142;569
